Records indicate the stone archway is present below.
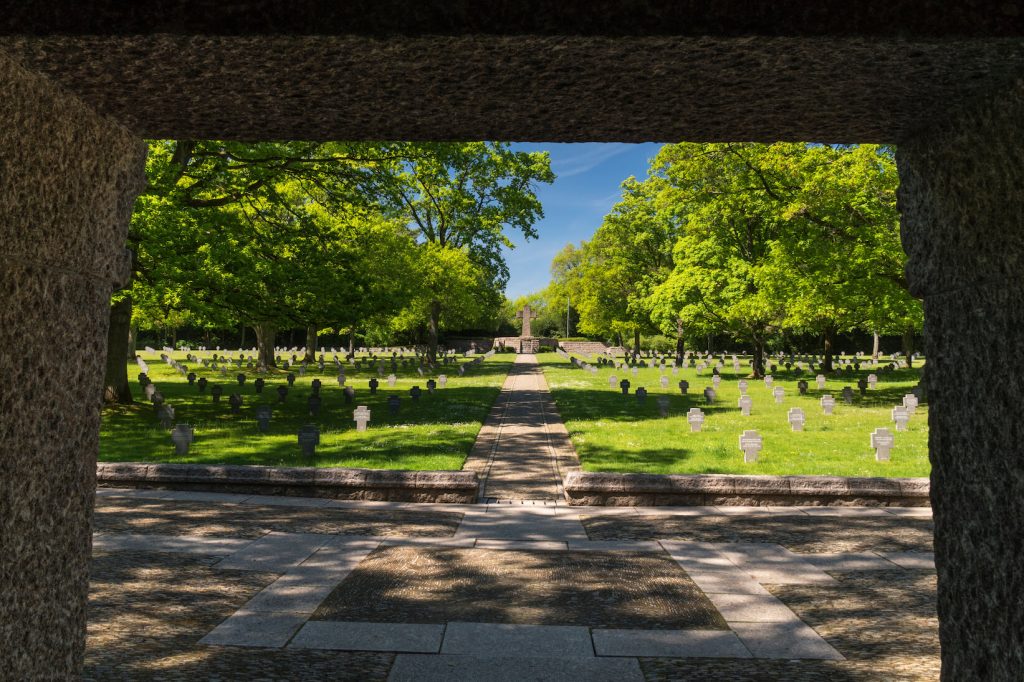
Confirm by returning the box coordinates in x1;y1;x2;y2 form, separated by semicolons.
1;7;1022;678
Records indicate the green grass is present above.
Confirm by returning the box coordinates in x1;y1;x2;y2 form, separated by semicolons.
539;353;929;478
100;352;513;470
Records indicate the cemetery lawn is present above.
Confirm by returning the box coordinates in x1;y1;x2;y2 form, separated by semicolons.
100;352;514;470
538;354;930;478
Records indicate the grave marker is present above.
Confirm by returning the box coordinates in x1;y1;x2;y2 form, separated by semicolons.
255;406;272;432
871;427;895;461
297;425;320;457
170;423;193;454
820;395;836;415
678;379;689;395
739;430;763;463
797;379;808;395
353;405;371;432
773;386;785;404
892;406;910;431
738;395;753;416
687;407;705;432
816;374;826;390
387;395;401;415
211;385;223;403
788;407;806;431
703;387;716;403
276;385;288;403
228;393;243;414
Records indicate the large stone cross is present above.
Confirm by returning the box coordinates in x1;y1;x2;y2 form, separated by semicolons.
516;304;538;338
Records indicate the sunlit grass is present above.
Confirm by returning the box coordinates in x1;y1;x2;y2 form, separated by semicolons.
100;351;513;470
539;352;929;478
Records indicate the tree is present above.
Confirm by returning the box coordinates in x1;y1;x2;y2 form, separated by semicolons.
372;142;554;360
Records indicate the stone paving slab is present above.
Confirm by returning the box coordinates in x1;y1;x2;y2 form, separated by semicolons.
716;543;837;585
879;551;936;569
216;532;331;572
289;621;445;653
729;621;845;660
440;622;594;657
800;552;902;571
243;580;342;614
706;593;804;623
387;654;644;682
684;569;772;595
199;610;308;648
592;628;752;658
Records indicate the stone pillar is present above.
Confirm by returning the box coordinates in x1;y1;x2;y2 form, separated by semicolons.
897;84;1024;679
0;53;146;677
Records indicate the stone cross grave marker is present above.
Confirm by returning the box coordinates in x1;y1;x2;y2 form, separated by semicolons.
773;386;785;404
871;427;895;461
816;374;826;390
438;375;447;388
255;406;271;432
763;374;773;388
229;393;243;414
657;396;670;417
635;386;647;403
427;378;437;394
157;404;175;429
308;394;322;416
197;377;208;393
353;405;371;432
841;386;855;404
144;384;157;401
703;387;716;403
903;394;919;415
737;379;748;395
609;374;618;387
311;379;322;395
712;374;721;388
387;395;400;415
409;386;421;401
369;377;379;394
343;386;356;404
620;379;630;395
276;385;288;403
287;373;296;386
660;375;669;389
298;425;319;457
211;385;223;403
387;374;397;387
739;430;763;463
820;394;836;415
678;379;689;395
631;366;638;377
867;373;878;389
170;423;193;454
797;379;808;395
788;407;806;431
516;304;539;337
187;372;196;385
687;407;705;432
738;395;753;416
892;406;910;431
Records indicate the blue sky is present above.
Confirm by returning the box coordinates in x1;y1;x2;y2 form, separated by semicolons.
502;142;664;300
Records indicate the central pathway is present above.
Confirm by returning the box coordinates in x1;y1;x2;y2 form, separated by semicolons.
462;354;579;502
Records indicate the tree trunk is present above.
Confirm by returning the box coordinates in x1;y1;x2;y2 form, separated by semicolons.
615;332;623;348
675;319;685;366
633;329;641;360
903;325;915;368
751;338;765;378
872;331;880;360
103;296;133;404
822;325;835;373
254;323;277;369
348;328;355;354
126;324;137;360
305;325;317;362
240;324;246;350
428;300;441;362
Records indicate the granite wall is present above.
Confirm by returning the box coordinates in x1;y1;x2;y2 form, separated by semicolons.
0;53;146;678
897;82;1024;680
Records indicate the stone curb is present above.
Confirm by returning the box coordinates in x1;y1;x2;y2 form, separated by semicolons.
96;462;478;504
562;472;930;507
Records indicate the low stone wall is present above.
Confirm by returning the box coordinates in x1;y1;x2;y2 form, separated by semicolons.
558;341;610;356
563;471;930;507
97;462;479;504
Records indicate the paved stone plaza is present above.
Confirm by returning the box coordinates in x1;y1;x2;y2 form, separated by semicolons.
86;355;938;680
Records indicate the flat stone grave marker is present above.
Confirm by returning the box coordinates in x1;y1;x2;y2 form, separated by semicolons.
737;379;748;395
438;374;447;388
871;427;895;461
903;394;919;415
387;395;400;415
409;386;421;401
287;373;296;386
276;385;288;403
841;386;854;404
255;406;271;432
892;406;910;431
353;405;371;431
687;407;705;432
254;378;265;393
738;394;753;416
298;425;319;457
660;375;669;388
228;393;243;414
157;404;174;429
170;423;193;454
620;379;630;395
657;396;670;417
773;386;785;404
211;385;223;402
678;379;689;395
797;379;809;395
387;374;397;387
867;373;878;389
820;394;836;415
739;429;763;463
308;394;322;416
816;374;827;389
703;387;716;403
609;375;618;387
788;407;806;431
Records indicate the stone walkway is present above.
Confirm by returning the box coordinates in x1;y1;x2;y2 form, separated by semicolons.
462;354;579;503
87;487;938;681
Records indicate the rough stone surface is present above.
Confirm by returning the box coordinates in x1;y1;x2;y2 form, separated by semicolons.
2;32;1024;142
96;462;478;503
564;472;930;507
0;51;146;680
897;81;1024;680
